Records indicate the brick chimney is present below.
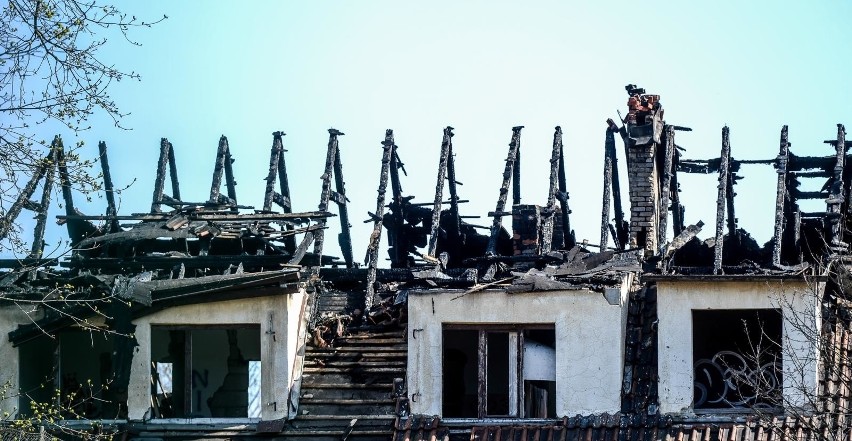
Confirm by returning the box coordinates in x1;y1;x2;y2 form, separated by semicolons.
623;85;665;254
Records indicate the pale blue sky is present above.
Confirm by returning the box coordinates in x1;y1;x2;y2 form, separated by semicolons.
16;1;852;262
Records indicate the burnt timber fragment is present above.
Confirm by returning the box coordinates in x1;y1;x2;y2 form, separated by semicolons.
487;126;523;256
713;127;731;275
365;129;396;308
208;135;238;207
311;128;354;269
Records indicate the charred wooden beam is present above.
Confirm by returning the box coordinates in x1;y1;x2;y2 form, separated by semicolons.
209;135;231;204
332;134;354;269
726;164;738;238
55;137;98;244
487;126;523;255
772;126;790;266
365;130;396;309
55;136;76;218
671;157;685;236
0;151;50;242
714;127;731;274
557;128;574;250
263;132;284;212
601;132;613;251
151;138;171;213
262;132;296;252
312;129;342;266
513;127;522;206
446;127;462;244
606;120;628;249
657;125;675;254
427;127;453;258
223;139;237;208
58;211;332;222
827;124;848;248
99;141;120;234
387;143;407;268
29;147;57;259
167;140;180;202
540;126;563;254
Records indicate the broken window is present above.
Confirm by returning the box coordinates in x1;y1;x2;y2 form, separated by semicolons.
442;326;556;418
150;326;261;418
18;330;125;419
692;309;782;411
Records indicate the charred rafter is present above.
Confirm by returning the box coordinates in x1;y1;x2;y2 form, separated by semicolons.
487;126;523;255
310;129;354;269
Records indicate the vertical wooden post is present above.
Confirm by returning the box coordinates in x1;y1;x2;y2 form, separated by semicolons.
714;127;731;275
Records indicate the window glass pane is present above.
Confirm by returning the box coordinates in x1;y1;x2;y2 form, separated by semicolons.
523;329;556;418
248;361;262;418
486;332;510;416
155;362;173;395
442;329;478;417
693;309;782;410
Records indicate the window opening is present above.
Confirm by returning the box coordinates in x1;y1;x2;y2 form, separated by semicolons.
692;309;782;411
151;325;261;418
442;326;555;418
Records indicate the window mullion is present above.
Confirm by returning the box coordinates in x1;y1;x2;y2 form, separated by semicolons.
184;330;192;415
508;331;519;417
477;330;487;418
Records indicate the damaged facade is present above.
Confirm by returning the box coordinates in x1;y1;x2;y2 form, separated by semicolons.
0;85;850;440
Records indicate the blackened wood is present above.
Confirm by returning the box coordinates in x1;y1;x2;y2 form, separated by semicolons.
55;137;77;218
98;141;121;233
388;146;406;268
333;139;354;268
167;141;180;202
477;330;487;419
557;130;574;249
312;129;341;263
513;126;522;206
427;127;452;257
606;120;628;249
670;150;684;237
487;127;523;255
0;153;48;242
714;127;731;275
289;231;315;265
540;126;563;254
223;138;238;207
58;211;331;222
209;135;228;203
151;138;170;213
657;126;675;254
601;137;613;251
445;127;461;243
365;130;396;309
828;124;847;247
725;163;737;238
263;133;283;211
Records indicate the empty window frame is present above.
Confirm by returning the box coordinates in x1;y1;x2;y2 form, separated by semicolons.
692;309;782;411
442;325;556;418
18;330;125;419
150;325;261;418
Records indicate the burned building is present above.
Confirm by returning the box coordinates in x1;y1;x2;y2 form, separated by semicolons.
0;86;850;440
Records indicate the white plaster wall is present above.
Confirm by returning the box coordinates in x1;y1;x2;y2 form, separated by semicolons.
128;292;305;421
656;280;820;414
0;305;42;417
407;287;627;417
